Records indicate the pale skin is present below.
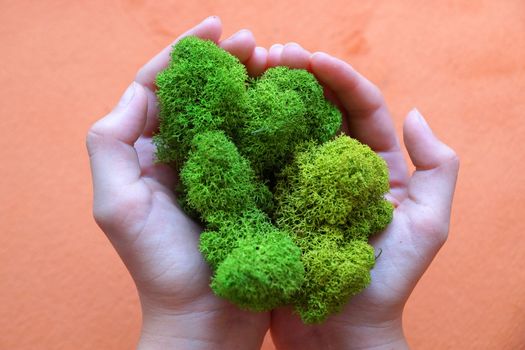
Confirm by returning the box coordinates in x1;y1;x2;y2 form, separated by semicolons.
87;16;459;350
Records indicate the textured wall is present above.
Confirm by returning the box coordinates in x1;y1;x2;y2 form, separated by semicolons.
1;0;524;349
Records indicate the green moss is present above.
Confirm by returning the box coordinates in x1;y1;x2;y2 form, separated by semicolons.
275;135;392;241
180;130;304;310
154;37;393;322
239;67;341;176
274;135;393;322
154;36;248;165
180;130;272;225
211;228;304;311
294;238;375;323
199;209;271;270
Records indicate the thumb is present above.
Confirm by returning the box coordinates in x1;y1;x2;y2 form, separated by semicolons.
403;109;460;244
87;82;148;221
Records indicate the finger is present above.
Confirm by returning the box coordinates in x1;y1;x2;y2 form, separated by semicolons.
135;16;223;90
245;46;268;77
87;82;148;195
267;43;284;67
404;109;460;232
280;42;310;70
219;29;256;63
141;87;161;137
310;52;398;153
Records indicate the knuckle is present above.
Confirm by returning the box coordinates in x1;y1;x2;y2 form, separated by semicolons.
86;120;110;157
92;196;122;231
92;194;130;233
92;189;151;235
440;145;460;170
85;126;102;156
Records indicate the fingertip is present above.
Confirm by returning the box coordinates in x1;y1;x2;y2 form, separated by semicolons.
245;46;268;77
135;17;223;88
197;15;223;43
219;29;256;63
268;43;284;67
310;51;329;63
404;109;459;171
204;15;222;25
90;82;148;146
281;42;310;70
309;51;341;86
310;51;338;71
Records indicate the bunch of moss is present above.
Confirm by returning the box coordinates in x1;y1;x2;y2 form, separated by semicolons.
154;36;393;323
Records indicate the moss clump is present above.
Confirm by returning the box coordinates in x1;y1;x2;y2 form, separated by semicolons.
275;135;393;241
211;226;304;311
154;36;248;164
274;135;393;322
180;130;304;309
239;67;341;176
154;36;393;323
180;130;273;225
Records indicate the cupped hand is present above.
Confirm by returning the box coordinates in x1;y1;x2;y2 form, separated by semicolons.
86;17;271;350
268;44;459;349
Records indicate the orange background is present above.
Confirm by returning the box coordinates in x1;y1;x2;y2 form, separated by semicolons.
1;1;524;349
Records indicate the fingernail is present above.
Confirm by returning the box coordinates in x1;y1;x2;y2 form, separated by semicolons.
412;108;432;133
119;82;136;108
204;15;220;23
285;42;301;48
231;29;249;39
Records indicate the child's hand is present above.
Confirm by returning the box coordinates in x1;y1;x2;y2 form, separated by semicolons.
86;17;271;350
267;45;459;349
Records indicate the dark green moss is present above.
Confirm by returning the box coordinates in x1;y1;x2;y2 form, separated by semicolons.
180;130;305;309
199;209;271;270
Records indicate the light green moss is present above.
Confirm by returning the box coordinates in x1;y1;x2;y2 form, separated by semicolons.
274;135;393;322
294;238;375;323
275;135;392;241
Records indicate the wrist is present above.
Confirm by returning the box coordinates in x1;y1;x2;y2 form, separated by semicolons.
339;318;408;350
272;315;408;350
137;295;269;350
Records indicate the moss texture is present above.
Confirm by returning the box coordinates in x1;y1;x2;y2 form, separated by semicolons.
239;67;341;176
154;36;393;323
154;37;248;164
274;136;393;322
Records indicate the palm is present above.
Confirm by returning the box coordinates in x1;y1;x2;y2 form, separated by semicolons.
107;133;270;324
115;134;213;304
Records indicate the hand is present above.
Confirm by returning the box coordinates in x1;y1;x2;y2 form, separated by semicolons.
86;17;271;350
267;45;459;349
